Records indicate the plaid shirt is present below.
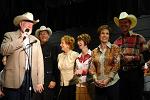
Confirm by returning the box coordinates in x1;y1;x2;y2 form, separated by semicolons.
146;40;150;68
114;32;146;66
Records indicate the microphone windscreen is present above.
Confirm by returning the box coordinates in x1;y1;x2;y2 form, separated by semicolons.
25;29;29;32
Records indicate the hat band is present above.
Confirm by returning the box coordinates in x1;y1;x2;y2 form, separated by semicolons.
23;20;34;23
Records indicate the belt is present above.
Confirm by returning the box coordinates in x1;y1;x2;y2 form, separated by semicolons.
3;87;19;91
122;65;139;71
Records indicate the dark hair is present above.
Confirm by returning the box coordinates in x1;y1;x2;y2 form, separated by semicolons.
97;25;112;35
77;33;91;46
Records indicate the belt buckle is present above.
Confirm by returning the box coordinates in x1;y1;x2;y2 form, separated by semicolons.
122;66;128;71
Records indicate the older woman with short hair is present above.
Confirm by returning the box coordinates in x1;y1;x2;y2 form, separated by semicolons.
57;35;79;100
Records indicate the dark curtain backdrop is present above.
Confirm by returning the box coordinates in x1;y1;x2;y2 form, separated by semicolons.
0;0;150;44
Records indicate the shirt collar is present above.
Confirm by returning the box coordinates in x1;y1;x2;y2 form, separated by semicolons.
106;42;112;48
122;30;133;37
98;42;112;49
63;50;72;55
98;42;112;52
78;49;92;57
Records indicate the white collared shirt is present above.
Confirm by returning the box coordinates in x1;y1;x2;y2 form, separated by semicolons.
23;36;31;70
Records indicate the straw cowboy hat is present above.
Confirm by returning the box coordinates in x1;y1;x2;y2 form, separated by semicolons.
13;12;39;26
35;26;52;37
114;12;137;29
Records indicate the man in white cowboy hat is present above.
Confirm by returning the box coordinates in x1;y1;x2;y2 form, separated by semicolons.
35;26;52;44
114;12;146;100
32;26;59;100
0;12;44;100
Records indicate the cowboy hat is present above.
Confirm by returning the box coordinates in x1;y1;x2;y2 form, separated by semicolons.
13;12;39;26
35;26;52;37
114;12;137;29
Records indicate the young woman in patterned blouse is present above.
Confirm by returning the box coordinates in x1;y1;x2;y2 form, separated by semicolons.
75;33;94;100
90;25;120;100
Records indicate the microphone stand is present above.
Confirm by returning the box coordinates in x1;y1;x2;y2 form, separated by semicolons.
29;46;32;100
57;72;64;100
23;41;33;100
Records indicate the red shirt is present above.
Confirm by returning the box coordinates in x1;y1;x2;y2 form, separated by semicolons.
114;32;146;64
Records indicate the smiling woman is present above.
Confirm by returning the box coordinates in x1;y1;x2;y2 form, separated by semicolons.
57;35;79;100
75;33;94;100
97;25;112;43
89;24;120;100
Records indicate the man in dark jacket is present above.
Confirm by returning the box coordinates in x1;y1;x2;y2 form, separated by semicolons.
33;26;59;100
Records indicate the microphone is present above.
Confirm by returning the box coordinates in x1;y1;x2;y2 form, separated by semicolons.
28;40;37;46
25;29;29;32
22;40;37;51
23;29;30;40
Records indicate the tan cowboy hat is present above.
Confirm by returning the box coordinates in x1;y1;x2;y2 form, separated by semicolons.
114;12;137;29
35;26;52;37
13;12;39;26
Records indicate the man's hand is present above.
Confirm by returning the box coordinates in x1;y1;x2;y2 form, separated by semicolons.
124;56;132;63
143;63;150;76
35;84;44;93
122;55;134;63
0;88;5;97
48;81;56;89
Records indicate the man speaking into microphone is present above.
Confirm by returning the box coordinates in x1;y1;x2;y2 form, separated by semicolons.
0;12;44;100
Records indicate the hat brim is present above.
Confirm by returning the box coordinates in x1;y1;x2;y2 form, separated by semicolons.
114;15;137;29
13;16;39;26
35;28;52;37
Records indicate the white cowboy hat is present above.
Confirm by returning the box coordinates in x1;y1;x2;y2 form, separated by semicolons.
114;12;137;29
35;26;52;37
13;12;39;26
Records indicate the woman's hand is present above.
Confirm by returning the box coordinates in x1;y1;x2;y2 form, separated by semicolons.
75;69;82;75
95;78;112;88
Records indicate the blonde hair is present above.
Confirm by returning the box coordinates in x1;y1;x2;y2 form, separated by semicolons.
61;35;75;50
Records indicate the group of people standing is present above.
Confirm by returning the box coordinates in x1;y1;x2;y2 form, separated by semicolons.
0;11;150;100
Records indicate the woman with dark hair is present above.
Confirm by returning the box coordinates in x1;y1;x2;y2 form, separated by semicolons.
90;25;120;100
75;33;94;100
